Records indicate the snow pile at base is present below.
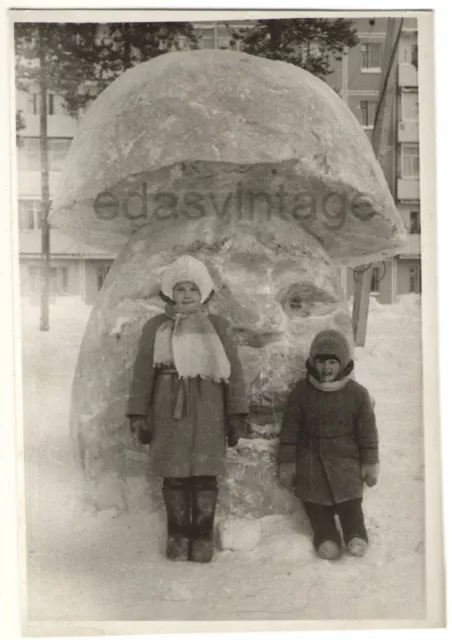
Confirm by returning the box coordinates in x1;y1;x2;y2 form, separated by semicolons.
20;293;425;622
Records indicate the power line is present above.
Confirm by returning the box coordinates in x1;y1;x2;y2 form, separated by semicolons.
373;18;404;130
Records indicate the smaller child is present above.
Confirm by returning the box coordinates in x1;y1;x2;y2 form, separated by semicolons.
278;330;379;561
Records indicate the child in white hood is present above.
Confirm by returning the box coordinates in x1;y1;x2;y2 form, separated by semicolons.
127;255;248;563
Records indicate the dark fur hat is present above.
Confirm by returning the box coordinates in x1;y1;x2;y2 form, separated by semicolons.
307;330;354;380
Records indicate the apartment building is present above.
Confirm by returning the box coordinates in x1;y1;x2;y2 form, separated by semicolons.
16;17;421;305
192;20;248;49
16;87;115;305
328;17;421;302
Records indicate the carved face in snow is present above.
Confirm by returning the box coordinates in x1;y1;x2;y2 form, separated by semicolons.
90;212;351;426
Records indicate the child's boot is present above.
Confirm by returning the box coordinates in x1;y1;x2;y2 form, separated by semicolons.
162;478;191;561
190;476;218;563
317;540;342;561
303;502;342;561
335;499;369;558
347;537;369;557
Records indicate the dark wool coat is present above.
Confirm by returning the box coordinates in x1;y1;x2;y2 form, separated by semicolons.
279;378;379;505
127;314;248;478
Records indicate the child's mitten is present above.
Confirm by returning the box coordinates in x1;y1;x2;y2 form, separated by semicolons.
278;462;296;490
361;462;380;487
129;416;152;445
227;415;247;447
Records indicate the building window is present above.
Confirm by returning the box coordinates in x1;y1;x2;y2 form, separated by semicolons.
48;138;72;171
96;264;111;291
359;100;377;127
411;44;418;68
401;143;420;178
410;211;421;234
27;93;38;115
27;265;69;294
18;137;40;171
24;92;60;115
361;43;382;70
409;266;421;293
371;267;381;293
201;36;215;49
401;92;419;121
26;93;57;116
28;266;40;293
216;25;229;38
217;36;233;49
49;267;59;293
48;93;55;115
18;199;41;230
61;267;69;293
19;205;35;230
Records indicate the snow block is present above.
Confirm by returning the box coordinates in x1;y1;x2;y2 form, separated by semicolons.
216;517;261;552
217;439;299;517
51;49;406;263
70;216;352;430
51;49;406;516
69;216;351;513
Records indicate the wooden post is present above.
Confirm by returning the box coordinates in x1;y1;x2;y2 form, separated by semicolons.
351;17;404;345
352;266;373;346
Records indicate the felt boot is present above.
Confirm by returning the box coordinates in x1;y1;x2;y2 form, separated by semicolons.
347;537;369;557
162;478;191;562
317;540;342;561
190;476;218;564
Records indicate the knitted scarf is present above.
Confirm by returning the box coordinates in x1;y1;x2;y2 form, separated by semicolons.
153;302;231;383
308;375;351;392
305;358;353;392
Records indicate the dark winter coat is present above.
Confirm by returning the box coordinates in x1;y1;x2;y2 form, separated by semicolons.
279;378;379;505
127;313;248;478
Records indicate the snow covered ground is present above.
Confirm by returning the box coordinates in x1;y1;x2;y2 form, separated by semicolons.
19;294;425;623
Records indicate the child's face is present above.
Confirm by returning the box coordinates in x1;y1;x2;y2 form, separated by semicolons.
172;281;201;307
314;357;341;382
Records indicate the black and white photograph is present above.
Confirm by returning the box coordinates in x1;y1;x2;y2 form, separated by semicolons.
5;6;446;635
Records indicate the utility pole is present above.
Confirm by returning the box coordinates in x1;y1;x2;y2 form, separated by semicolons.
352;17;404;346
123;23;132;70
341;46;349;104
38;24;51;331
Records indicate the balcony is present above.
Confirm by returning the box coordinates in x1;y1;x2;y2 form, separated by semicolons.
397;178;420;201
398;120;419;143
20;114;78;138
399;233;421;258
17;171;62;198
398;63;418;87
19;228;116;258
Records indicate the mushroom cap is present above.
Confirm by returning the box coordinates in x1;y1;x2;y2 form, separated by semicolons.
50;49;406;262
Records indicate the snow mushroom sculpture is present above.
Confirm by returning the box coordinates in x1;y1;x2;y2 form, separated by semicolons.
50;50;406;516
